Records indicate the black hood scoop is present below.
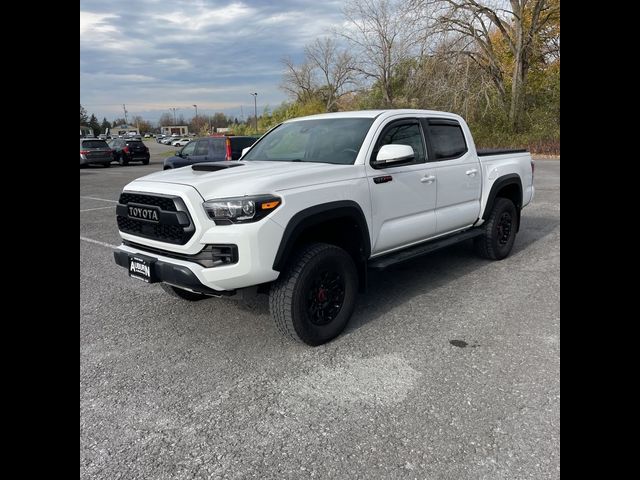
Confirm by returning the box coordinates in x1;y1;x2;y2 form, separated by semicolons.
192;162;244;172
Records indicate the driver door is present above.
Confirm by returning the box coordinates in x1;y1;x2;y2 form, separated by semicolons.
175;140;197;167
365;118;437;255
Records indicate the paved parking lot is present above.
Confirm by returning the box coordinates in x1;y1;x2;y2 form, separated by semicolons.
80;145;559;480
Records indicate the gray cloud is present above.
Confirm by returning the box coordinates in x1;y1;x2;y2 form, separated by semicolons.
80;0;346;122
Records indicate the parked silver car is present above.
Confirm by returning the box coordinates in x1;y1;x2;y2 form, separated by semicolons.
80;138;112;167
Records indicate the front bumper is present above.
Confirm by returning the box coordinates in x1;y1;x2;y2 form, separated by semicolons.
113;250;235;296
115;182;285;291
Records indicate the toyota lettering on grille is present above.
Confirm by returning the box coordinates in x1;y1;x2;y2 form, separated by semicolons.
128;205;160;222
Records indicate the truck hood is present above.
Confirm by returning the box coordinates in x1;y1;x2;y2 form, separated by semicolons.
130;161;363;199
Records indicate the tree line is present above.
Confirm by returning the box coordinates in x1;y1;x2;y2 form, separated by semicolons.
276;0;559;154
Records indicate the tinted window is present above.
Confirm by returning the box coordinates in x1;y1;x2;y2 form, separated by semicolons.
180;141;197;156
126;140;144;146
428;123;467;160
208;138;226;160
230;137;258;159
231;137;257;150
242;118;374;164
82;140;109;149
375;121;426;165
194;140;209;155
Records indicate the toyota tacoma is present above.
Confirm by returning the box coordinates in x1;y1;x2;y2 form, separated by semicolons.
113;110;534;345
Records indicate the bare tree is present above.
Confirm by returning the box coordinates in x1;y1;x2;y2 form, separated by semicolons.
158;113;174;127
281;38;358;111
281;58;316;104
305;38;358;111
428;0;559;130
337;0;430;106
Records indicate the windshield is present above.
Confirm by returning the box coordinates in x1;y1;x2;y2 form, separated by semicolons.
242;117;374;165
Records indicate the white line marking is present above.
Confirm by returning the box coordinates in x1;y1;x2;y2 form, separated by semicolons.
80;206;117;212
80;196;119;203
80;236;119;249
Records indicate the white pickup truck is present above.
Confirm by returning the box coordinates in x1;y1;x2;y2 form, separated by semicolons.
114;109;534;345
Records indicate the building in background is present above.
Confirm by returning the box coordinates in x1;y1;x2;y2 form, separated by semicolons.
110;124;139;136
161;125;189;136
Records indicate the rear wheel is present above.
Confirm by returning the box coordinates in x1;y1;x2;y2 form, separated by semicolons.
269;243;358;346
102;162;110;168
160;283;208;301
474;197;518;260
142;158;149;165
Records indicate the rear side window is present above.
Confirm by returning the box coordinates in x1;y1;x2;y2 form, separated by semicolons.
426;120;467;160
231;137;257;150
230;137;258;159
127;141;143;146
82;140;109;149
208;139;226;160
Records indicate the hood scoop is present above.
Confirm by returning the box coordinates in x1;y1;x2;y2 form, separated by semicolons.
192;162;244;172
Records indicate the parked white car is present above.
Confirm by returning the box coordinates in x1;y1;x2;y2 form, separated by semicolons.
172;138;191;147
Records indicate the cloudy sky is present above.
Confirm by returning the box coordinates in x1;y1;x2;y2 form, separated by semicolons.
80;0;347;124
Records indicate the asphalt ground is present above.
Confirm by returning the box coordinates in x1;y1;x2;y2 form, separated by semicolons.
80;142;560;479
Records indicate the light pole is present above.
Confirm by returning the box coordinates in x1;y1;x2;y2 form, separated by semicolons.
170;108;177;125
250;92;258;134
192;105;198;134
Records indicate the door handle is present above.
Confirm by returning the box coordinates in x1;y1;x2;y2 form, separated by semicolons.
421;175;436;184
466;169;478;176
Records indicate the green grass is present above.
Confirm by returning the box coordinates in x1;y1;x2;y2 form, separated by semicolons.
160;150;176;158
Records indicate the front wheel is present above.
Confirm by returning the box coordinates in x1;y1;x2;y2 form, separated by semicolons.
269;243;358;346
474;197;518;260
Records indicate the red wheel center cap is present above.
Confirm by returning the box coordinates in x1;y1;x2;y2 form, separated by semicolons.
317;288;327;302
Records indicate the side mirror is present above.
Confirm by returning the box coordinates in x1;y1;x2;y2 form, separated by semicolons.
373;144;415;166
240;146;251;159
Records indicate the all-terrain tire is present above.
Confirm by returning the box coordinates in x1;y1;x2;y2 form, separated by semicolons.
269;243;358;346
474;197;518;260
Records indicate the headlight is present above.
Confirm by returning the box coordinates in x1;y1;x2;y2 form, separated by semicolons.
203;194;281;225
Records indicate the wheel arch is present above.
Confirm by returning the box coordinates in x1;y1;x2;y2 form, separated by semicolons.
483;174;523;230
272;201;371;289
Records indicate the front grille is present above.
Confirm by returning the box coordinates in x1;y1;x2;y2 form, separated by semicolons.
117;192;194;244
119;193;176;211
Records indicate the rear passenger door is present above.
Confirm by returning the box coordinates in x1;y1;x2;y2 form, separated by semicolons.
422;118;481;234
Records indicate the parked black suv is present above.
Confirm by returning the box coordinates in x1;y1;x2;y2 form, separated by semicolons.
108;138;150;166
163;136;258;169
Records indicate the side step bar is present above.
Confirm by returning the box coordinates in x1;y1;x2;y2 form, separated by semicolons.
368;228;484;270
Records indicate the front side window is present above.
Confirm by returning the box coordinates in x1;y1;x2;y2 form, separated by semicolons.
372;121;426;166
427;121;468;160
181;141;197;156
194;140;209;155
242;118;374;165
